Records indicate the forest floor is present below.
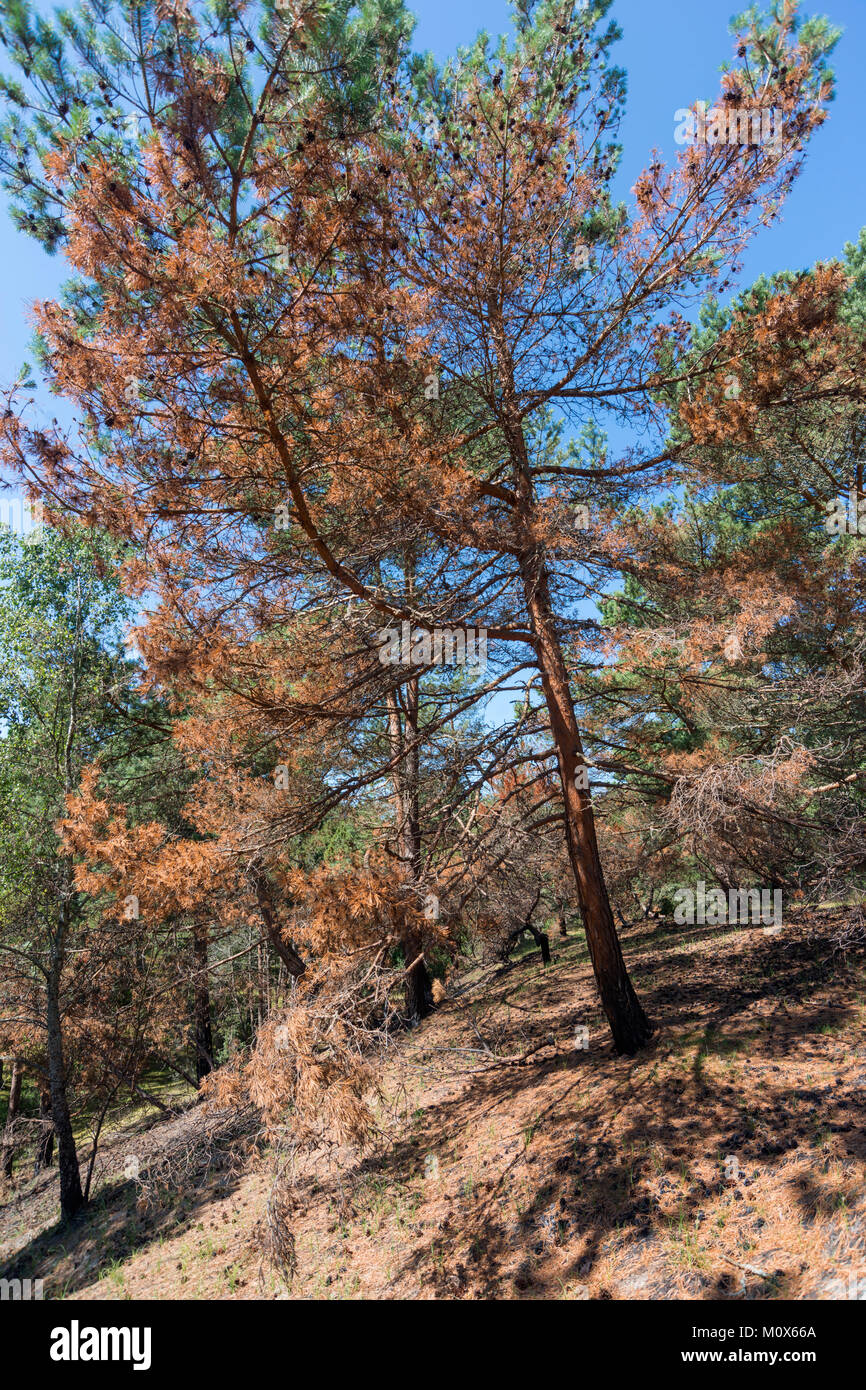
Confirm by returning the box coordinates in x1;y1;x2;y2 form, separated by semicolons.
2;907;866;1300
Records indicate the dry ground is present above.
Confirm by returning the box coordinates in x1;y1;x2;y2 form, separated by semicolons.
2;907;865;1300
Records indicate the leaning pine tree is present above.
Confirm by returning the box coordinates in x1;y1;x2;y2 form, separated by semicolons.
0;0;837;1052
319;0;837;1048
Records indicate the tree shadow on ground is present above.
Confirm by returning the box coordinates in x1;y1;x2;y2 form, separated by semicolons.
332;913;865;1299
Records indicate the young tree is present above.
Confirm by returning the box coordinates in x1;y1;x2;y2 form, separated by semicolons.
0;523;141;1216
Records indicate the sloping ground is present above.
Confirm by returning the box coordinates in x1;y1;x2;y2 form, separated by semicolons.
2;908;865;1300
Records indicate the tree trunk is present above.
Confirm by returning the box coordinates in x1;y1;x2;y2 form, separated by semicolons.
1;1058;23;1180
493;366;652;1054
46;975;84;1219
524;573;652;1051
253;872;306;977
386;681;433;1022
51;649;85;1216
503;892;551;965
34;1086;54;1172
533;926;551;965
192;919;214;1085
403;929;434;1021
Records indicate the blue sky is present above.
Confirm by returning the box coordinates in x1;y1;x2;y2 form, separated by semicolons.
1;0;863;395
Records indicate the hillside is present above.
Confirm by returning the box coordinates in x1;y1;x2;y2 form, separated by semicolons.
3;907;865;1301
